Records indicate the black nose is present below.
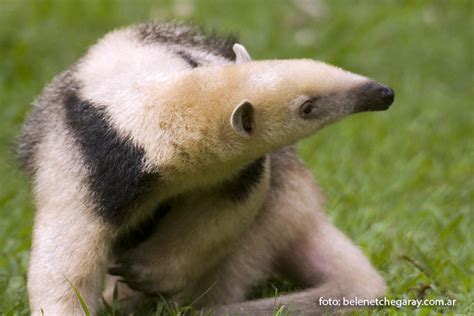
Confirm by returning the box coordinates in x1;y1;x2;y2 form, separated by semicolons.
354;82;395;112
379;86;394;107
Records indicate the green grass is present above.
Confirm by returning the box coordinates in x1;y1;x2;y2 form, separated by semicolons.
0;0;472;315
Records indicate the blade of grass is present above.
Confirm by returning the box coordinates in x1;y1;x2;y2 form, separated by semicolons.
63;274;91;316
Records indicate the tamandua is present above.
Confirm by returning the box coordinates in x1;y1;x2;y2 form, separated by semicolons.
17;22;394;315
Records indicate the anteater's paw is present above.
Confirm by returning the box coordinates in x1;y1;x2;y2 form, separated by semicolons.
108;261;161;295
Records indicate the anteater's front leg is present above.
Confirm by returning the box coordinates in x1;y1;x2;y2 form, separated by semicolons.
26;133;115;315
28;205;110;315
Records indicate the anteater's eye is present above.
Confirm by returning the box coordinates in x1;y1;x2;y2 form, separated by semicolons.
302;102;314;114
298;97;320;119
299;99;318;119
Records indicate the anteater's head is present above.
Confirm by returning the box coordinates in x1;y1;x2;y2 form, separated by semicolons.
75;34;394;181
166;44;394;165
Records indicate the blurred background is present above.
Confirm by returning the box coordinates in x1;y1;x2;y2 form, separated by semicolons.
0;0;472;314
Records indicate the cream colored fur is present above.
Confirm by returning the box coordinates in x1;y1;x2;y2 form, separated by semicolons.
104;148;386;315
211;150;387;315
108;159;271;304
25;25;388;315
28;118;110;315
75;28;367;181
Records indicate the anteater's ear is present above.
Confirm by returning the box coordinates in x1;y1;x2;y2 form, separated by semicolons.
233;43;252;63
231;100;254;137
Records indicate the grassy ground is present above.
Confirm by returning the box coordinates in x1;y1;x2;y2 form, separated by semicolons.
0;0;472;315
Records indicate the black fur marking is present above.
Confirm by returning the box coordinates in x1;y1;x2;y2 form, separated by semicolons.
176;50;199;68
137;22;238;61
64;91;156;225
221;157;266;202
113;202;171;253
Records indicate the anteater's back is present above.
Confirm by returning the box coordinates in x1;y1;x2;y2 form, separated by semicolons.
17;22;237;178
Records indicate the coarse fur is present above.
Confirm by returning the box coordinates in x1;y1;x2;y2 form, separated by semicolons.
18;22;394;315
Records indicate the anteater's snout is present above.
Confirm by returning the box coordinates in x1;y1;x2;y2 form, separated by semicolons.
354;82;395;112
378;85;394;107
